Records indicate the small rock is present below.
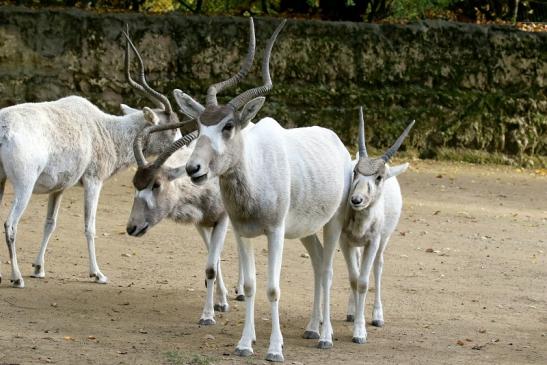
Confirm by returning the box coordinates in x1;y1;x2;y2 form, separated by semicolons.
478;329;486;334
87;336;97;340
138;329;148;334
456;340;465;346
204;334;215;340
300;253;310;258
121;253;131;258
50;303;57;308
425;248;434;253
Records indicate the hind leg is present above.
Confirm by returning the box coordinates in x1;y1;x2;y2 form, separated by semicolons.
31;191;63;278
317;219;342;349
300;234;323;339
5;183;34;288
0;177;5;283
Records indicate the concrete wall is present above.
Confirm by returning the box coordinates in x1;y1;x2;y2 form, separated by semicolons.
0;6;545;159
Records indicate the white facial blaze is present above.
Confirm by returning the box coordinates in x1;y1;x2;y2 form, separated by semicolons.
199;118;231;154
136;189;156;209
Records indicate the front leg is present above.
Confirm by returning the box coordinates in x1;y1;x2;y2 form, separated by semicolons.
83;180;107;284
234;233;256;358
265;226;285;362
352;235;381;344
340;239;361;323
196;215;229;325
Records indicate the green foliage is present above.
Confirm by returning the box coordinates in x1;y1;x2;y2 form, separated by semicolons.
389;0;456;20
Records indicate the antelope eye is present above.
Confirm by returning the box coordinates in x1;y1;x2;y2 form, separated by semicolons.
375;175;382;183
152;181;161;190
222;122;234;132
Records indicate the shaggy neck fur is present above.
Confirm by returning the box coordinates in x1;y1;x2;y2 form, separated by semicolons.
98;112;151;178
218;133;259;220
343;195;384;244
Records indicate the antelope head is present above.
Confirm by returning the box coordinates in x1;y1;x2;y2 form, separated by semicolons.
172;18;286;185
349;107;415;211
126;121;199;236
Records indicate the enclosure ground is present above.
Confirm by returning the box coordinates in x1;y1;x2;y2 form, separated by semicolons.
0;160;545;365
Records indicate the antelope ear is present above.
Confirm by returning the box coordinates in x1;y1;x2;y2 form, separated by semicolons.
143;107;160;125
121;104;140;115
240;97;265;128
166;166;187;181
173;89;204;119
386;163;409;179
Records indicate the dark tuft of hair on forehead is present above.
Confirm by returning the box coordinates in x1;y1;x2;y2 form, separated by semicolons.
133;166;160;191
199;105;234;126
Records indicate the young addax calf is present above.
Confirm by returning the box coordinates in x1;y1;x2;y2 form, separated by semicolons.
0;31;179;287
340;107;414;344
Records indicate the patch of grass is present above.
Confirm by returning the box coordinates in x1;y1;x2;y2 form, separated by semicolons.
164;351;216;365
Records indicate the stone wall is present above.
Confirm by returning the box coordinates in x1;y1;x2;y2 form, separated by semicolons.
0;6;545;160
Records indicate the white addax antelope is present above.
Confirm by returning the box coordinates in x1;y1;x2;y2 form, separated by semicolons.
340;107;414;344
173;20;353;362
0;31;180;288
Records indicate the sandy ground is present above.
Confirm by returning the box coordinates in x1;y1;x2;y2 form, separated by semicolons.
0;160;545;365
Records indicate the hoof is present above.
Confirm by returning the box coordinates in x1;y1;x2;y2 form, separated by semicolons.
11;278;25;288
214;304;229;312
346;314;355;322
198;318;216;326
317;340;333;349
90;273;108;284
235;294;245;302
265;353;284;362
30;271;45;279
371;319;384;327
352;336;367;344
302;330;320;339
234;347;253;357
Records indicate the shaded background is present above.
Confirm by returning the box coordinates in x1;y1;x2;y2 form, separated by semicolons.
0;4;545;166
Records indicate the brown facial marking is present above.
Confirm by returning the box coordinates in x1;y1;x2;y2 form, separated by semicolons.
133;166;160;191
354;158;385;176
199;105;234;126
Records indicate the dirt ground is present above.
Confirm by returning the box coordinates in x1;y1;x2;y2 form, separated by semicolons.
0;160;545;365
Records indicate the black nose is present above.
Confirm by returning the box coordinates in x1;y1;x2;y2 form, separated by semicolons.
186;162;201;176
351;196;363;205
126;225;137;235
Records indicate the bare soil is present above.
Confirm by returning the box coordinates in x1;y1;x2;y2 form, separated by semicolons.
0;160;545;365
